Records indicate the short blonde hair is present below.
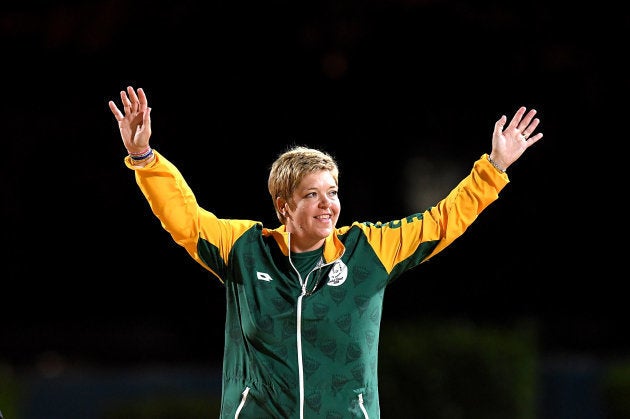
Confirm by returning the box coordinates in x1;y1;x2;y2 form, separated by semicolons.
268;146;339;224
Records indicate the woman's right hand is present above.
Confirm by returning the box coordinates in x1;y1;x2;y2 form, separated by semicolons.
109;86;152;154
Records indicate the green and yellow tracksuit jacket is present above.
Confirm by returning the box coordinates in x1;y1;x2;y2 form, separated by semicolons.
125;150;508;418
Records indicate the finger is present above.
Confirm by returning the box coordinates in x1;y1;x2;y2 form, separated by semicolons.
494;114;507;135
143;107;152;126
525;132;543;147
517;109;537;132
521;118;540;138
120;90;131;109
508;106;527;131
120;89;135;111
108;100;124;120
126;86;140;109
137;88;148;111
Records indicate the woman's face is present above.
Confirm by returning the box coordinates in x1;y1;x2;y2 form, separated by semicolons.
282;169;340;252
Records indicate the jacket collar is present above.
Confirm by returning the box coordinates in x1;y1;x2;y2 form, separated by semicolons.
267;225;345;262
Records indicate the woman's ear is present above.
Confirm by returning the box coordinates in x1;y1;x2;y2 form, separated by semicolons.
276;197;287;215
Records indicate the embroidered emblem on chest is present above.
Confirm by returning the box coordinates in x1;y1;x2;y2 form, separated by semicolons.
327;260;348;287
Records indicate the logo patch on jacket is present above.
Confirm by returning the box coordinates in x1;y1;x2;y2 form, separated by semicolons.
257;272;273;282
327;260;348;287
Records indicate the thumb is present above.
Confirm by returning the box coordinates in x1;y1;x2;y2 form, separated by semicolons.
494;114;506;135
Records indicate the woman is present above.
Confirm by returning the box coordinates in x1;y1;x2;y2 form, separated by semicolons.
109;86;542;418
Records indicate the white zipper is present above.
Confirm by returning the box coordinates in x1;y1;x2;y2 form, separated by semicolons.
287;232;310;419
287;233;336;419
234;386;250;418
297;289;306;419
358;393;369;418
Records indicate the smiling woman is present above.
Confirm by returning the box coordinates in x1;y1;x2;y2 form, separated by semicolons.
108;85;543;418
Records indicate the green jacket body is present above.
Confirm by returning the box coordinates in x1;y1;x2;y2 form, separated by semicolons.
126;151;508;418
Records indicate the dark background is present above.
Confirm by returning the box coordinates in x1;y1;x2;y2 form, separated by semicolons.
1;0;626;369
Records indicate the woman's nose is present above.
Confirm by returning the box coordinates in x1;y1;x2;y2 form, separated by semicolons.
319;196;331;207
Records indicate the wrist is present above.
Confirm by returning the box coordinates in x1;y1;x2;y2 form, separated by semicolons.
129;147;153;160
127;146;151;157
487;154;506;173
128;147;155;167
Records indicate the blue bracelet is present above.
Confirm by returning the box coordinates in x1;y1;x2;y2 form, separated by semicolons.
130;148;153;160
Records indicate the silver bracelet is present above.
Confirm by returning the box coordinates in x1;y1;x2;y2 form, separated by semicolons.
487;155;505;173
